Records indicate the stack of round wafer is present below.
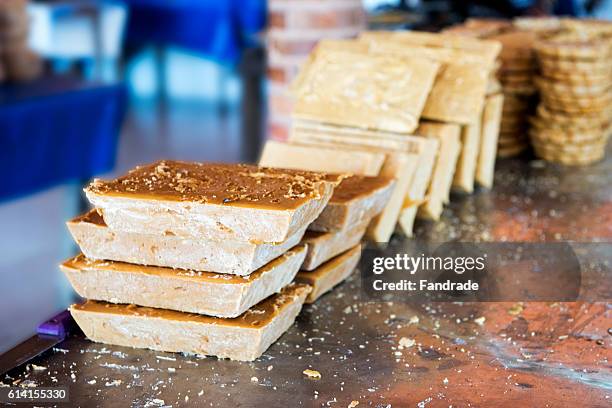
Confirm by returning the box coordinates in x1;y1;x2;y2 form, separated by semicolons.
490;30;540;157
532;26;612;165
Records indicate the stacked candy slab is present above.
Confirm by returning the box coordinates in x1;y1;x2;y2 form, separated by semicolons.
64;161;341;361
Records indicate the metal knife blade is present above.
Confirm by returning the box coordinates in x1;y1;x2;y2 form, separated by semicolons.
0;310;75;376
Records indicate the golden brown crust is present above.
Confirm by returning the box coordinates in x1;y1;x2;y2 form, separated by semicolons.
330;175;394;203
85;161;338;210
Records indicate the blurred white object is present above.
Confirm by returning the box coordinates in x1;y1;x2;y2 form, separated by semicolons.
28;1;127;80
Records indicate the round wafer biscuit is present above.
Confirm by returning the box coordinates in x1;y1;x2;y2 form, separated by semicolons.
534;31;612;60
533;147;605;165
534;76;611;97
531;134;608;153
542;99;610;115
536;104;612;128
530;114;610;133
538;56;612;76
561;19;612;36
541;91;612;109
532;141;606;165
541;69;612;85
529;124;609;144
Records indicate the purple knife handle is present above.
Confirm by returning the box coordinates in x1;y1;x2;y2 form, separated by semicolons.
37;310;74;338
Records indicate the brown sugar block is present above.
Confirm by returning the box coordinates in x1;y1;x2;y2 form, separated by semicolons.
259;140;385;176
67;210;307;275
477;93;504;188
421;59;490;125
296;245;361;303
364;39;492;125
289;120;429;154
452;121;482;193
301;222;367;271
292;45;439;133
85;161;339;243
70;284;311;361
285;126;438;238
310;175;395;232
61;246;307;318
415;121;461;220
366;152;418;243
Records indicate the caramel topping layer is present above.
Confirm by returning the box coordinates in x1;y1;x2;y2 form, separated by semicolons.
71;284;311;328
330;175;394;204
72;209;105;226
62;246;306;284
86;161;338;209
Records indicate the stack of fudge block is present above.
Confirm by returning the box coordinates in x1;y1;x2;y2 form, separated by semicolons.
64;162;332;361
261;32;502;242
358;31;503;193
64;161;393;360
294;175;394;303
263;38;440;241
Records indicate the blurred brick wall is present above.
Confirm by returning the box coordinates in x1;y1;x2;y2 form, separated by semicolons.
267;0;366;141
